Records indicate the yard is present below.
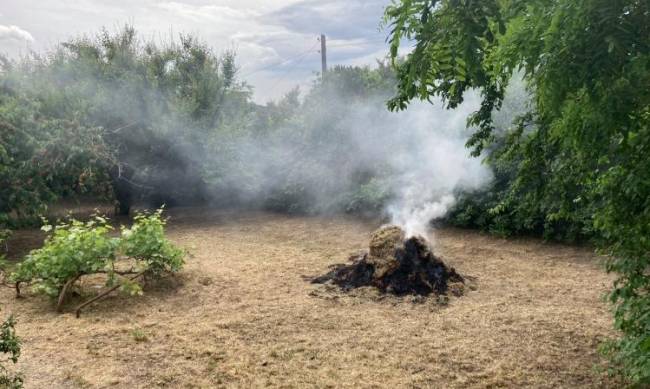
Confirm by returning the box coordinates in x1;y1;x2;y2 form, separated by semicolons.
1;208;617;388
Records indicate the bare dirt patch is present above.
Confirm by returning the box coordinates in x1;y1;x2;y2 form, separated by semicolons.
1;208;618;388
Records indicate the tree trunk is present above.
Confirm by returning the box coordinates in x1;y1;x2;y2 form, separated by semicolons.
111;164;134;216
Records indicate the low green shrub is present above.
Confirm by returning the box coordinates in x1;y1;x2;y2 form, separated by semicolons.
11;216;118;297
120;209;184;275
0;315;21;389
10;208;183;309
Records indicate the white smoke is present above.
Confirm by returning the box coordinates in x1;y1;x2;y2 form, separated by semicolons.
362;97;493;239
212;88;494;241
389;194;457;238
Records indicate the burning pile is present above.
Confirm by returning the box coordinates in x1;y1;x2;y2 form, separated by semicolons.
312;225;464;296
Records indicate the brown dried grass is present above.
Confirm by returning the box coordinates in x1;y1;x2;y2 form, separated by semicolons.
1;208;619;388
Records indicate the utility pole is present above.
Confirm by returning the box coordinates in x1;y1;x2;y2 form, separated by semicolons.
320;33;327;79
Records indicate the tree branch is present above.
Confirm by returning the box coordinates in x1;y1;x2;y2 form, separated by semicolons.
56;275;81;313
75;270;146;318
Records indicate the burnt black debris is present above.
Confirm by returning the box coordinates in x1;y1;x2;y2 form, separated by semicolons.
311;225;464;296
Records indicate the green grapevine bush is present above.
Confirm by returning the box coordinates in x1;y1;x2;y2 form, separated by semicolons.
11;217;118;297
10;208;183;308
119;209;184;275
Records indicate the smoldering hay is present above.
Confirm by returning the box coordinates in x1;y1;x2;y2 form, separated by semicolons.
311;225;465;296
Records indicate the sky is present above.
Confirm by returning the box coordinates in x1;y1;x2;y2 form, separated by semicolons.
0;0;394;103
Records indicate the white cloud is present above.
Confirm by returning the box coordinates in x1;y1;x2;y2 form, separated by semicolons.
0;24;34;42
156;2;255;23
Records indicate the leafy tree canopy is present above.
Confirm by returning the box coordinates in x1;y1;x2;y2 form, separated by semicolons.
384;0;650;384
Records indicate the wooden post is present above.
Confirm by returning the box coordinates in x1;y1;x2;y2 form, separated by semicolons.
320;34;327;79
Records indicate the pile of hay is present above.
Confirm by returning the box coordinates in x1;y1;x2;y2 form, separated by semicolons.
312;225;464;296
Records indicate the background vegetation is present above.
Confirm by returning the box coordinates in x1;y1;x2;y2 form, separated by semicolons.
0;27;404;224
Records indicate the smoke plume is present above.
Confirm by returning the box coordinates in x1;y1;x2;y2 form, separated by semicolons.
215;89;493;240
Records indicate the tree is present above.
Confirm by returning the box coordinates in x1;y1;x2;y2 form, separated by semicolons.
0;73;111;227
1;26;252;220
384;0;649;384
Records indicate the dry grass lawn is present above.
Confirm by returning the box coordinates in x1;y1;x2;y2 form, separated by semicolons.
1;208;619;388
